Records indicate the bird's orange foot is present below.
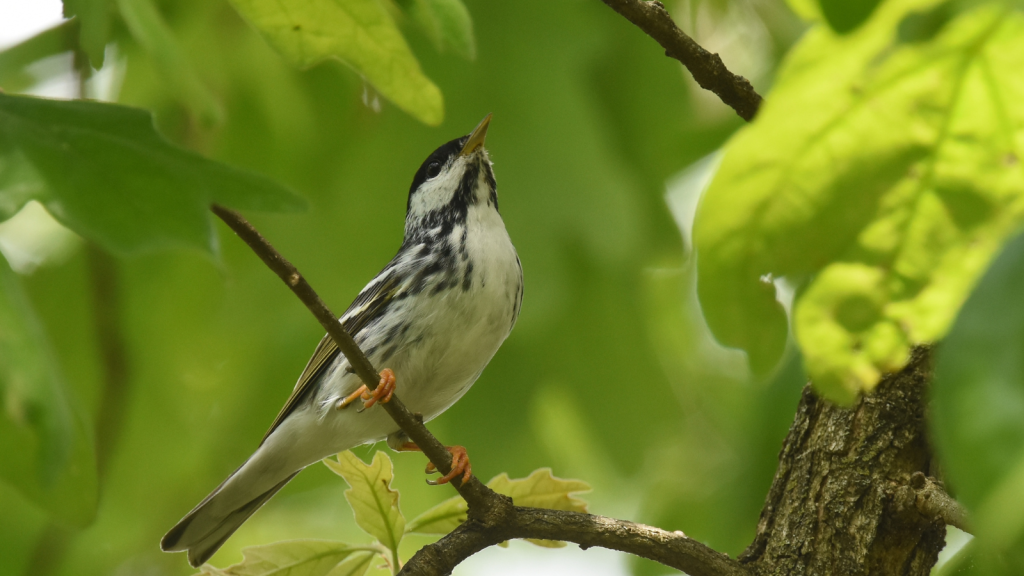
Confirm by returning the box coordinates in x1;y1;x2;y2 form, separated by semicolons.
335;368;396;410
425;445;472;485
361;368;396;409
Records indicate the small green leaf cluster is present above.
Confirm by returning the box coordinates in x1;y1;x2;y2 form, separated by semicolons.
198;451;590;575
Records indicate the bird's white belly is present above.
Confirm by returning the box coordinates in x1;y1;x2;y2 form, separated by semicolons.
310;251;518;459
391;284;512;419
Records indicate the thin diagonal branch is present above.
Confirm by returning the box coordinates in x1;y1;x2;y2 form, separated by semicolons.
601;0;763;121
210;204;497;511
401;507;750;576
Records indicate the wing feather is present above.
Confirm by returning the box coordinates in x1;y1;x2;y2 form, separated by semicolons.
259;268;405;444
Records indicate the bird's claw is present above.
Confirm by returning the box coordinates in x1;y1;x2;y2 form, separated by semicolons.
335;368;396;411
426;445;472;485
360;368;396;410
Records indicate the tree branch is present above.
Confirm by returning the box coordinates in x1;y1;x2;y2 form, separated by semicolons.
401;507;750;576
894;472;972;535
211;204;749;576
600;0;763;121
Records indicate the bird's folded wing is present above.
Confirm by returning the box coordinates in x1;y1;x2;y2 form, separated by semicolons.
259;269;406;444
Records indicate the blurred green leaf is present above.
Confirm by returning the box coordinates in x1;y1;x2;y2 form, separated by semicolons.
195;540;369;576
116;0;223;125
0;20;79;93
788;0;824;21
0;150;46;221
406;468;589;547
226;0;444;125
63;0;111;68
491;468;591;547
403;0;476;60
0;258;97;526
818;0;884;33
0;93;304;254
898;0;960;42
488;468;590;511
695;1;1024;399
324;451;405;557
933;229;1024;574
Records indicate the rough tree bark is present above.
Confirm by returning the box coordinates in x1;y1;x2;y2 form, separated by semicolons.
739;346;947;576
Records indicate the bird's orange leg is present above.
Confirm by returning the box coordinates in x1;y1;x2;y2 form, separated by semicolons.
394;442;472;485
335;368;397;410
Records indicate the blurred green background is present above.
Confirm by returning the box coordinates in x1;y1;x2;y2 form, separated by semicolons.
15;0;1024;574
0;0;808;574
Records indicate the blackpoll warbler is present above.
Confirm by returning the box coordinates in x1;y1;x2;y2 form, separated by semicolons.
162;116;523;567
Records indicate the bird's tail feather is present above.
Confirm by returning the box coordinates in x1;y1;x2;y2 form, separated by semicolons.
161;470;299;567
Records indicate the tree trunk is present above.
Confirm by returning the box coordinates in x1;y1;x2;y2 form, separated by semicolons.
739;346;946;575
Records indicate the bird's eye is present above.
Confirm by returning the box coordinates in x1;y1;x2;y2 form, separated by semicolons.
426;161;442;179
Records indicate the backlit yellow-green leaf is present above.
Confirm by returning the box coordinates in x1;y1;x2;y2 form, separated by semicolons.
794;263;909;403
227;0;443;125
194;540;363;576
324;451;405;556
489;468;590;547
694;0;1024;401
406;468;590;548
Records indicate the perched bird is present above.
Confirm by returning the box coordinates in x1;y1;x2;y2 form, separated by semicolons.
161;115;523;567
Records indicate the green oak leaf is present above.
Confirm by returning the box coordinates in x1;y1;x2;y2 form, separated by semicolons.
932;230;1024;574
324;451;405;557
0;258;98;527
406;468;589;548
0;150;46;221
194;540;368;576
694;0;1024;400
403;0;476;60
488;468;590;547
63;0;111;68
227;0;444;125
0;93;304;255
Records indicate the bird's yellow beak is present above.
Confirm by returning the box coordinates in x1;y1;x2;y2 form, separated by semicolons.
460;114;492;157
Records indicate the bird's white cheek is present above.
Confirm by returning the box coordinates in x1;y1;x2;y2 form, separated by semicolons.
411;170;463;216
